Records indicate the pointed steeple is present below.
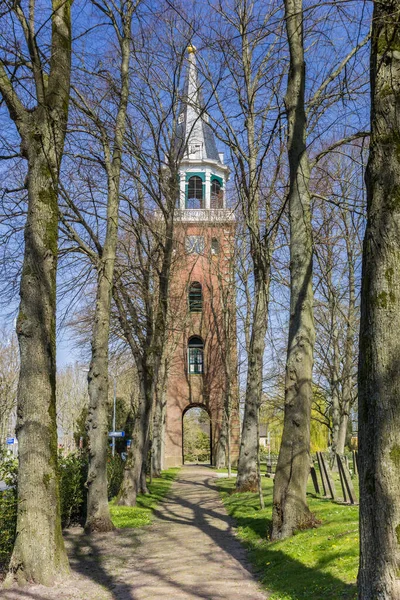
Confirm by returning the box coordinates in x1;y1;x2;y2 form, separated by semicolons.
176;46;222;163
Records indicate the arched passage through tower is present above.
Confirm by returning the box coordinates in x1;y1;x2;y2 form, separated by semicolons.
182;404;212;465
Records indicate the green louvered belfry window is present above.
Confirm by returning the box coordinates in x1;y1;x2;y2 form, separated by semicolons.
189;282;202;312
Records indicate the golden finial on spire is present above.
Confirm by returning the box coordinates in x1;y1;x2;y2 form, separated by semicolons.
187;44;197;55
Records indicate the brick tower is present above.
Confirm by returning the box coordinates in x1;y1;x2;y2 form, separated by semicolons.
163;46;240;468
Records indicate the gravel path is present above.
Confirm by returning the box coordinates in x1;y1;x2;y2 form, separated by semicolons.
2;466;268;600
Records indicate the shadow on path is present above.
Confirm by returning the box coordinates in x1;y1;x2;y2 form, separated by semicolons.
1;466;355;600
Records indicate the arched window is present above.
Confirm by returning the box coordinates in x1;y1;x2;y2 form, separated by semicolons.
187;176;204;209
211;179;223;209
189;282;202;312
188;336;204;374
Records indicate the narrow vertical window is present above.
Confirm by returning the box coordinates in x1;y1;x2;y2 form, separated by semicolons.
189;282;202;312
188;336;204;374
211;238;219;255
187;176;204;209
211;179;223;209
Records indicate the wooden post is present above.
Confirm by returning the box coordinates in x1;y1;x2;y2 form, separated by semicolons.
337;454;358;505
352;450;358;476
337;455;348;503
316;452;328;496
310;463;320;495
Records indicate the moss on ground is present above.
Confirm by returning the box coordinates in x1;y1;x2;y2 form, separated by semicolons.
109;468;179;529
216;474;358;600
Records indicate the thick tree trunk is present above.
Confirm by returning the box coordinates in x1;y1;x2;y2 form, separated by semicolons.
2;0;73;584
152;394;166;477
336;413;349;456
330;313;340;458
85;267;115;532
236;277;269;492
337;224;356;458
118;373;153;506
8;143;70;585
358;3;400;597
215;411;227;469
272;0;315;540
152;358;167;477
140;461;149;494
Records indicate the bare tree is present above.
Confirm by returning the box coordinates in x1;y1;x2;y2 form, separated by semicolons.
56;363;89;453
82;0;138;534
358;2;400;597
0;0;72;583
271;0;315;540
312;154;364;458
203;0;286;492
58;0;139;532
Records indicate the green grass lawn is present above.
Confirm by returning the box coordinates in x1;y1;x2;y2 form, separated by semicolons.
216;475;358;600
109;468;179;528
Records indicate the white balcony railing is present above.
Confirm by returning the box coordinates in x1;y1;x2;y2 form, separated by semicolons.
174;209;235;222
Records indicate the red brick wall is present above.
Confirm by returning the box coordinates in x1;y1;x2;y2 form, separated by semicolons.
164;219;240;467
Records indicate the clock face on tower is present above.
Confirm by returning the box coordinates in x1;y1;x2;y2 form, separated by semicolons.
185;235;205;254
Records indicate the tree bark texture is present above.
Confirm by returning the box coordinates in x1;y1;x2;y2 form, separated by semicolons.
236;275;269;491
117;373;153;506
336;415;349;457
358;2;400;597
337;221;356;456
330;297;341;458
235;24;272;491
152;358;167;477
272;0;315;540
85;6;134;532
114;198;175;503
215;412;228;469
1;0;72;584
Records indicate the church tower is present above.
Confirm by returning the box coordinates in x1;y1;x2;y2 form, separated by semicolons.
163;46;240;468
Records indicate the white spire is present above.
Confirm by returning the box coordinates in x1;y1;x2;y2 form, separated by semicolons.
177;46;221;163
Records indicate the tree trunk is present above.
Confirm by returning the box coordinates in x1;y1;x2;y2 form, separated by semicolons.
140;461;149;494
330;307;341;458
358;3;400;597
152;394;166;477
272;0;315;540
152;358;167;477
337;218;356;458
215;412;227;469
118;372;153;506
84;8;133;532
2;0;73;584
236;276;269;492
85;267;115;532
8;141;70;585
336;413;349;456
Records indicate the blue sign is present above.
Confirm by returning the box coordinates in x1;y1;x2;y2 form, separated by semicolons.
108;431;125;438
6;438;15;445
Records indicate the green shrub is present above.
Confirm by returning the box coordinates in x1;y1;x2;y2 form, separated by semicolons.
107;453;124;500
0;450;18;575
259;447;279;463
59;451;88;528
59;450;125;525
0;447;125;574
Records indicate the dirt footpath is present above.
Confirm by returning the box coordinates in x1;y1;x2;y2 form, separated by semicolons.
2;466;268;600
